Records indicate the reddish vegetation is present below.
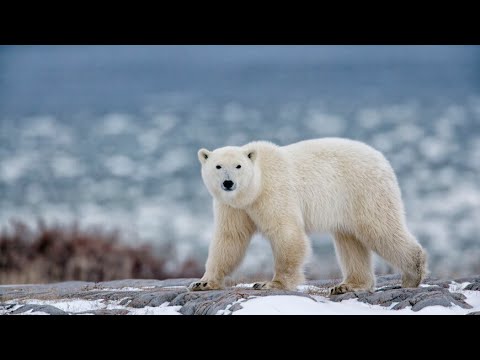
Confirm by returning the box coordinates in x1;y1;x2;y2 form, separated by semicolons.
0;220;203;284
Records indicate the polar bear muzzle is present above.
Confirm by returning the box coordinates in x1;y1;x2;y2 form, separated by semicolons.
222;180;236;191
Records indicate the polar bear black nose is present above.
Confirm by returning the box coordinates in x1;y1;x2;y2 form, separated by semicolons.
223;180;234;190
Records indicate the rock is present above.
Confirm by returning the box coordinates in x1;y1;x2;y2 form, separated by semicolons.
175;291;238;315
229;303;244;312
305;279;341;288
454;276;480;284
128;289;187;308
77;309;130;315
317;282;473;312
374;274;402;287
11;304;68;315
464;282;480;291
173;289;312;315
1;274;479;315
393;290;471;311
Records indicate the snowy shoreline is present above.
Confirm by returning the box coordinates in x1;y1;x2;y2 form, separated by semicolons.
1;275;480;315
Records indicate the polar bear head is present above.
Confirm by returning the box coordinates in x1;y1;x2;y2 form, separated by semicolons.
198;146;261;208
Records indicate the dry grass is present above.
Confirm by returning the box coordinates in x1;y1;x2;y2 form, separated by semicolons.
0;220;203;284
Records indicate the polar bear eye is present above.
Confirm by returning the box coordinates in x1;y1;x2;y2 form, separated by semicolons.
216;165;222;169
236;165;241;169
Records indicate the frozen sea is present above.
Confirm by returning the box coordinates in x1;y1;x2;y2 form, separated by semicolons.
1;45;479;277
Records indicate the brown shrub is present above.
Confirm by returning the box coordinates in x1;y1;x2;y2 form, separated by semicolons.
0;219;203;284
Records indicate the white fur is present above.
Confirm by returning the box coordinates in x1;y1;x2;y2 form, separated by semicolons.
190;138;427;293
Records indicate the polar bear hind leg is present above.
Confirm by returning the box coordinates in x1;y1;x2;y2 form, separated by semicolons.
358;224;427;289
329;232;376;295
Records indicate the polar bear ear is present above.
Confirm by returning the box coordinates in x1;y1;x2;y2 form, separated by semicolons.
246;150;256;162
198;148;211;164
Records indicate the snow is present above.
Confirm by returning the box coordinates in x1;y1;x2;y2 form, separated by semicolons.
21;116;73;145
155;148;190;175
225;282;480;315
305;111;346;136
0;298;182;315
137;132;160;154
104;155;136;177
232;296;392;315
51;154;84;177
127;304;182;315
24;299;113;313
233;290;480;315
19;310;50;315
97;113;135;136
0;153;35;183
235;283;255;288
448;281;471;292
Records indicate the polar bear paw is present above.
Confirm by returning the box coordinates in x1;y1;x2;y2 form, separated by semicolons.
329;282;375;295
329;283;355;295
188;280;222;291
252;281;285;290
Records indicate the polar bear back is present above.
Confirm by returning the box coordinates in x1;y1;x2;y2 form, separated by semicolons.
275;138;403;234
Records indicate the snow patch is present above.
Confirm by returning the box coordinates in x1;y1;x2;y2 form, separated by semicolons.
232;286;480;315
448;281;471;292
127;306;182;315
127;302;181;315
19;309;50;315
24;299;107;313
0;153;35;183
104;155;135;177
98;113;135;135
4;298;182;315
51;154;84;177
235;283;255;288
305;111;346;136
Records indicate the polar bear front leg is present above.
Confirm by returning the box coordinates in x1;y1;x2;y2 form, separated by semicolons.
189;202;256;291
253;223;310;291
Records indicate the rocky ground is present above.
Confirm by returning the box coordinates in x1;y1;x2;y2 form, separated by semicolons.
1;274;480;315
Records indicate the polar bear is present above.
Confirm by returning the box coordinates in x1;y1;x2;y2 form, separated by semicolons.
189;138;427;294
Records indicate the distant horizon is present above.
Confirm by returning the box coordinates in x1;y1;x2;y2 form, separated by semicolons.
1;45;479;117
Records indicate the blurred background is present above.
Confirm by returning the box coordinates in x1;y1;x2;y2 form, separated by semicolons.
1;45;480;284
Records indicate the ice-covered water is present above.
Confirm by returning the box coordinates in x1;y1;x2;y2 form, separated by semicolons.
1;45;480;277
